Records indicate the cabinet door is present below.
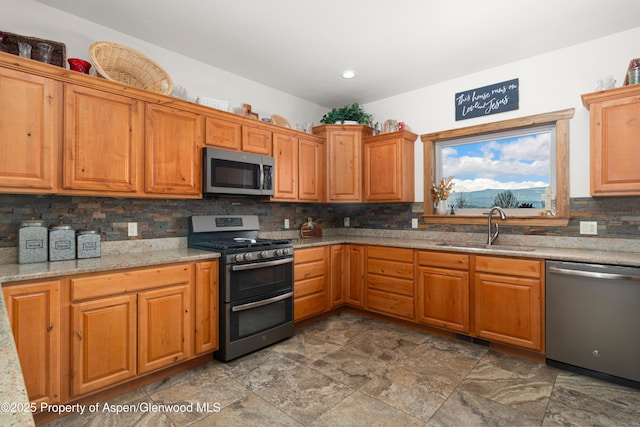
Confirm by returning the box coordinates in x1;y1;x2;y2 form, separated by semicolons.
272;132;298;200
0;68;59;193
327;131;362;201
71;294;137;396
345;244;365;307
195;260;219;355
417;266;469;333
298;135;324;202
242;126;272;155
329;245;346;307
3;280;60;404
474;273;542;351
204;116;242;150
138;283;192;373
145;104;202;196
589;93;640;195
364;135;415;202
63;84;143;194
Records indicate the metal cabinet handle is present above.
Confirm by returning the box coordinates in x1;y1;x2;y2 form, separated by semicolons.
231;257;293;271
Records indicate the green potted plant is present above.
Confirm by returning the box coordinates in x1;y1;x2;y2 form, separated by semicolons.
320;103;372;125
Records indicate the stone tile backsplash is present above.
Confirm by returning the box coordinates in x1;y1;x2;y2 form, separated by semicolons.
0;194;639;249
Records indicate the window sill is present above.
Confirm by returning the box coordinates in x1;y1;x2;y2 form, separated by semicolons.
421;214;570;227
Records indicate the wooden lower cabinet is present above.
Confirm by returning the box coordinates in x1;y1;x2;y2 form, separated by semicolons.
71;294;137;396
194;260;219;354
345;244;365;307
2;260;219;408
3;280;60;405
417;251;470;333
366;246;415;320
473;256;543;351
330;245;346;307
294;246;329;321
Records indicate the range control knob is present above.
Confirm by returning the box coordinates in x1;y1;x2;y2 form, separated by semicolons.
244;253;253;261
275;249;283;256
260;251;269;259
283;248;292;256
235;254;244;262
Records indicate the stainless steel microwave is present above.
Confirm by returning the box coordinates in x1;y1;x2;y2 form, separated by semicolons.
203;148;274;196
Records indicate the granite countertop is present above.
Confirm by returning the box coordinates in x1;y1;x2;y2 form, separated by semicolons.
0;246;219;427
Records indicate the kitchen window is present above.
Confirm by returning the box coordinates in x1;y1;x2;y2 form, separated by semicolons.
421;109;574;226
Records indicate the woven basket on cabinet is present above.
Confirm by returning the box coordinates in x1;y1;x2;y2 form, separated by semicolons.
89;41;173;95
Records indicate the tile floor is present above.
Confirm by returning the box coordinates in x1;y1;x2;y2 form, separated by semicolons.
44;312;640;426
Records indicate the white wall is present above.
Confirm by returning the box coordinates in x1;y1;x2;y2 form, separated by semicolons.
1;0;328;126
364;27;640;201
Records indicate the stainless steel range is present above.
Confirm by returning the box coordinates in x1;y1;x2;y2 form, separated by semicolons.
188;215;294;361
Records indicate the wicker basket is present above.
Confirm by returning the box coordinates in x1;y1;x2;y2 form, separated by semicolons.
89;41;173;95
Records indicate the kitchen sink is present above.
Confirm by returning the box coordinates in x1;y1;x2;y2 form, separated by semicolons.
435;242;536;252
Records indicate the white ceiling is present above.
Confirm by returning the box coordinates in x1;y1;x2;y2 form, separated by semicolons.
34;0;640;107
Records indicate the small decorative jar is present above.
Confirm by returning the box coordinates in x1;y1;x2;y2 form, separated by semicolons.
76;229;101;259
68;58;92;74
49;224;75;261
434;200;448;215
18;220;48;264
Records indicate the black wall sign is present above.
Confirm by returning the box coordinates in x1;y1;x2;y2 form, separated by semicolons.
455;78;519;121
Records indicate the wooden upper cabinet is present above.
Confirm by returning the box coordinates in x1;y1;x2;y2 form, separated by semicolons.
204;116;242;150
582;85;640;196
273;132;298;200
364;130;416;202
272;132;324;202
0;67;60;193
298;134;324;202
313;124;372;202
145;104;202;197
242;125;272;155
63;84;143;195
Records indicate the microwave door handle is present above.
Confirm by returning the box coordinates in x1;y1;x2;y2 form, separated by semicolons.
259;164;264;190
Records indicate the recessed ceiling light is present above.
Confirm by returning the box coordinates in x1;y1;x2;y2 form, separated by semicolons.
342;70;357;79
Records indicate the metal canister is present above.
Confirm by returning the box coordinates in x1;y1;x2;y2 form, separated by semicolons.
49;224;75;261
18;220;48;264
76;229;101;259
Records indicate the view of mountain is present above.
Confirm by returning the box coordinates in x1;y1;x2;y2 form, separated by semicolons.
449;187;548;209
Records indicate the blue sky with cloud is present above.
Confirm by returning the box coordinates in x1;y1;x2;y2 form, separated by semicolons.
442;132;550;193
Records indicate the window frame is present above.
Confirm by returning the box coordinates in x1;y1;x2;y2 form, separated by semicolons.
420;109;574;226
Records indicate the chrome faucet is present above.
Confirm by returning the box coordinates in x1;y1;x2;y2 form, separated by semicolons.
487;206;507;245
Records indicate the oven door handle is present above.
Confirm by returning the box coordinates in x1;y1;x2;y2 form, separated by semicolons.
231;291;293;312
231;257;293;271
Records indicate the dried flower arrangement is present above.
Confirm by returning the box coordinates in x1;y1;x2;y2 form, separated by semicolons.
431;176;455;201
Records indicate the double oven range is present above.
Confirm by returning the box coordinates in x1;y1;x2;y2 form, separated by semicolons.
188;215;294;361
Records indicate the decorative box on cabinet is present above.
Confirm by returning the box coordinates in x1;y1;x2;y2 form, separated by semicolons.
416;251;470;333
364;130;416;202
366;246;415;320
473;256;544;352
582;85;640;196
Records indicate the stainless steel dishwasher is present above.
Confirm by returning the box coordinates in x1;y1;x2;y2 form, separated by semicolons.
546;261;640;387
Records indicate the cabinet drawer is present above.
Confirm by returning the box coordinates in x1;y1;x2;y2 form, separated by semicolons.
294;259;325;282
70;264;192;301
294;247;326;264
294;276;325;298
417;251;469;270
294;292;327;321
367;289;414;320
367;246;413;262
367;273;414;296
475;256;541;278
367;258;414;280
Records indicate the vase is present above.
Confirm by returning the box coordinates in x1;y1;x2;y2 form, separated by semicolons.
68;58;91;74
434;200;447;215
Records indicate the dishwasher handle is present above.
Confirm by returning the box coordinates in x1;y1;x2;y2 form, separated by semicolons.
548;266;640;281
